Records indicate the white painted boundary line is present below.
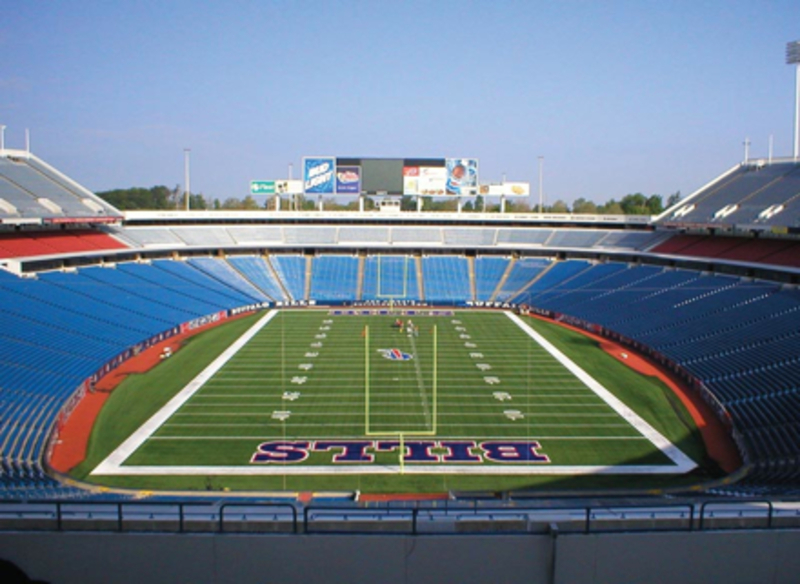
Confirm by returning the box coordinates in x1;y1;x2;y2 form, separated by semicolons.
93;309;697;477
88;464;680;476
91;310;280;476
504;311;696;472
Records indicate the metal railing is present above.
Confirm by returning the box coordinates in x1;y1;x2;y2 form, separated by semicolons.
2;499;799;535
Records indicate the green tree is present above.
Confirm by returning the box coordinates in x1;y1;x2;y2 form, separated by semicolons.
400;195;416;211
645;195;663;215
504;200;530;213
620;193;648;215
242;195;259;210
221;197;243;209
189;193;207;210
96;186;178;210
601;201;624;214
549;200;570;213
572;198;598;214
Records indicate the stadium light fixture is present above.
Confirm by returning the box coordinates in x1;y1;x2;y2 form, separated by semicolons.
184;148;191;211
537;156;544;214
788;40;800;159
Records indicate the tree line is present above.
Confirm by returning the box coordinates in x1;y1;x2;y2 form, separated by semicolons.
96;186;680;215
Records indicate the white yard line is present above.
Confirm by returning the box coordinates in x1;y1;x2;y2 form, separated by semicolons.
91;309;279;476
91;463;675;476
504;311;696;472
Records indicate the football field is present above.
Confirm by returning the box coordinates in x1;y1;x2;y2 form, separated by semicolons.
91;309;696;482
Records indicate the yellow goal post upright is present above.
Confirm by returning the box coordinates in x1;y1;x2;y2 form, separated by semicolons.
376;255;411;313
363;324;438;474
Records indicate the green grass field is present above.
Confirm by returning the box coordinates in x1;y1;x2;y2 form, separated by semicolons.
74;309;721;494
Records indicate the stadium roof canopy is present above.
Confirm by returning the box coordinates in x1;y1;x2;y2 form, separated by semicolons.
656;159;800;234
0;150;122;226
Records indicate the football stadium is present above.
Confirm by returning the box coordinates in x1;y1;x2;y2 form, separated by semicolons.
2;145;800;581
2;4;800;578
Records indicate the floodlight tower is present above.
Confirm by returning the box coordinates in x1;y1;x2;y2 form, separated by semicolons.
0;125;6;153
537;156;544;214
788;40;800;159
183;148;191;211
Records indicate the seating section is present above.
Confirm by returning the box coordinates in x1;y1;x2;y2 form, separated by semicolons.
0;231;128;258
185;257;270;303
107;224;669;252
0;156;120;221
474;256;510;301
226;256;287;301
0;259;271;497
660;161;800;228
361;255;420;301
3;249;800;496
518;260;800;487
309;255;359;302
652;235;800;268
421;255;471;304
270;255;306;301
504;259;588;303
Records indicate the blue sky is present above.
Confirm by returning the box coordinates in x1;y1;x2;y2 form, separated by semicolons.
2;1;799;206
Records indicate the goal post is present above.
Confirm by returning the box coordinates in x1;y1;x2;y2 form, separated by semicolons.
376;255;411;301
364;324;438;438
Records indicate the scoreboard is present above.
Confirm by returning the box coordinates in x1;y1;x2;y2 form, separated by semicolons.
303;157;480;196
253;156;528;198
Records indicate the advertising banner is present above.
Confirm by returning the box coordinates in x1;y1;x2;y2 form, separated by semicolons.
503;182;530;196
445;158;479;195
403;166;447;196
479;182;531;197
336;165;362;194
303;157;336;194
479;184;505;197
275;180;303;195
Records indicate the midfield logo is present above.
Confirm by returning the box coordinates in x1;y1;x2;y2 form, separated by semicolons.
377;348;413;361
250;440;550;465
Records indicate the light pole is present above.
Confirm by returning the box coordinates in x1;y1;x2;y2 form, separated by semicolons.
184;149;191;211
787;40;800;159
0;125;6;152
537;156;544;214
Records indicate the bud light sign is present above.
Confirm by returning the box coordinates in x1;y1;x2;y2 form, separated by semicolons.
303;157;336;194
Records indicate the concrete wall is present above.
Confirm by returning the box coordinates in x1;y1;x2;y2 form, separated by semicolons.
554;530;800;584
1;529;799;584
0;532;552;584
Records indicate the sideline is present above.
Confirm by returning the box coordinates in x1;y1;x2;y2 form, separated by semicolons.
525;312;741;473
505;311;697;473
91;310;279;475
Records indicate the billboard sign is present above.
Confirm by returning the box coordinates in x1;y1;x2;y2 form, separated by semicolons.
445;158;479;195
276;180;303;195
250;180;275;195
503;182;530;196
335;165;362;194
303;157;336;194
480;182;531;197
403;165;447;196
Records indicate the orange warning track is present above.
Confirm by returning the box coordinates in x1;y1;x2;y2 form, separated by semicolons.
526;314;741;473
49;315;249;474
50;310;742;477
